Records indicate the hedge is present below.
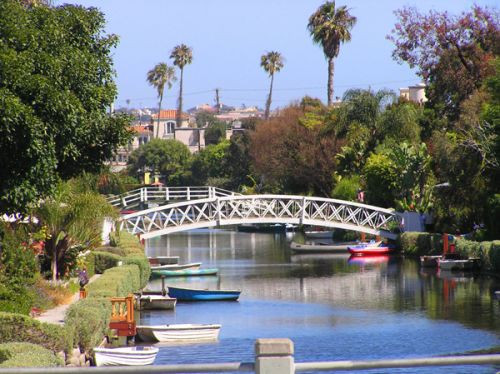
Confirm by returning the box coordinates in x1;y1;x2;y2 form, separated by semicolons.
0;312;71;353
455;239;500;272
0;342;63;368
86;265;141;298
93;252;121;274
400;232;500;272
399;232;443;256
65;298;111;352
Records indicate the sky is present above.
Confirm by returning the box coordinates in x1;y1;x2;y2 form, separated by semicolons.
56;0;498;111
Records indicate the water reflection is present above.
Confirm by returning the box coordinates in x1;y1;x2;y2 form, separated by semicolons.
145;229;499;372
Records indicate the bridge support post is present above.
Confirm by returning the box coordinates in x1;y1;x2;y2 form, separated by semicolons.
216;198;222;226
255;338;294;374
300;197;306;226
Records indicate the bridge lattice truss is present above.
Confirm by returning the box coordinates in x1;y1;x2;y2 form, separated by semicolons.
119;195;401;240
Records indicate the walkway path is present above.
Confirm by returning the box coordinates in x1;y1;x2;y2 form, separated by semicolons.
35;274;101;325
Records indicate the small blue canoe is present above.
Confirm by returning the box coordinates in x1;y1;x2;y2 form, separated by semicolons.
167;286;241;301
152;268;218;277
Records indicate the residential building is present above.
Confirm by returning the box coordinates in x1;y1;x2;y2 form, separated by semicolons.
400;83;427;105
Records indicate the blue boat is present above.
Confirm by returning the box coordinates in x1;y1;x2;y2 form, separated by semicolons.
167;286;241;301
151;268;218;277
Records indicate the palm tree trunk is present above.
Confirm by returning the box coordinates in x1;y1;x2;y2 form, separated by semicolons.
265;74;274;120
51;252;57;282
176;68;184;128
327;57;334;106
157;95;163;139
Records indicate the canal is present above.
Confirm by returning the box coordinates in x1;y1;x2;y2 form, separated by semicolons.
144;229;500;373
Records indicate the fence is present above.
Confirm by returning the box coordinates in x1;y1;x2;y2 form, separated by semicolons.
0;339;498;373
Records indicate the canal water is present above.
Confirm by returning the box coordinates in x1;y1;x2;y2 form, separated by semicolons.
144;229;500;373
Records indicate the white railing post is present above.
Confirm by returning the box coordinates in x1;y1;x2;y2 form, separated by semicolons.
255;338;294;374
166;187;169;202
187;187;191;200
216;198;222;226
140;188;144;202
300;197;306;225
144;187;148;202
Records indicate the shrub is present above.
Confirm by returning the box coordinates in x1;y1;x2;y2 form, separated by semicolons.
93;252;121;274
399;232;443;255
0;312;71;353
65;298;111;352
87;265;141;298
331;176;360;201
95;246;128;257
0;342;63;368
455;239;500;272
0;285;34;315
124;256;151;288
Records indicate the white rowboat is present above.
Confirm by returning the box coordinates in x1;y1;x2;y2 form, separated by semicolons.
136;324;221;343
150;262;201;271
304;230;333;239
139;295;177;310
290;241;356;253
93;346;158;366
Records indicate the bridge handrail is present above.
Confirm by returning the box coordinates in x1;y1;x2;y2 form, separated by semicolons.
106;186;241;207
120;194;397;220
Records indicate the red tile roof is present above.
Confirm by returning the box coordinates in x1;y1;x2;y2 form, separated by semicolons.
129;125;152;134
151;109;189;120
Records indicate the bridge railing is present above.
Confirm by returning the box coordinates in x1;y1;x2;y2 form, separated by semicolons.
119;194;402;239
0;338;498;373
106;186;240;208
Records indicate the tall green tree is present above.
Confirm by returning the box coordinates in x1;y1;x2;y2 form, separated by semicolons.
308;1;357;105
261;51;284;120
0;0;132;214
388;5;499;121
147;63;177;138
170;44;193;127
127;139;192;185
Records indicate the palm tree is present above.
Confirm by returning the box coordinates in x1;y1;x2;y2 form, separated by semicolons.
261;51;284;120
308;1;357;106
147;63;176;138
170;44;193;127
33;182;116;281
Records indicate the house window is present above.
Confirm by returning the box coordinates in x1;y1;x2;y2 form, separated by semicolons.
164;121;175;135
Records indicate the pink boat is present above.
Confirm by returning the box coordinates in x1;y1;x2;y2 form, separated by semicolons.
347;242;394;256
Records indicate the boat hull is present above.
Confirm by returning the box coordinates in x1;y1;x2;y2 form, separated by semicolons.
137;324;221;343
290;241;355;253
150;262;201;271
93;346;158;367
139;295;177;310
438;259;479;271
347;246;393;256
152;268;218;277
167;286;241;301
304;231;333;239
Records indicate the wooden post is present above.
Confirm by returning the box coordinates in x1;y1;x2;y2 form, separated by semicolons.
443;233;448;254
161;276;166;296
79;289;87;299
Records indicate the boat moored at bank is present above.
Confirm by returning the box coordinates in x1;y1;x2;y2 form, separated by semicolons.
93;346;159;366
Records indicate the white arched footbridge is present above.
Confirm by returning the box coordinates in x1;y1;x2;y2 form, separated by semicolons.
118;194;401;240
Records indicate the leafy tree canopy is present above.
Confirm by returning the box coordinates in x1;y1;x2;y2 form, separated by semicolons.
127;139;192;185
0;0;131;214
389;5;499;120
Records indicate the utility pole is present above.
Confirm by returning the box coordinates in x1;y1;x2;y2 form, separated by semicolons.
215;88;221;114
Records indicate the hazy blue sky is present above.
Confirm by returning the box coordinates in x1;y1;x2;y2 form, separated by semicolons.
57;0;497;111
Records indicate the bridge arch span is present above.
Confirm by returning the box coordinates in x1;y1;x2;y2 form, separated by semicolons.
119;194;401;240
